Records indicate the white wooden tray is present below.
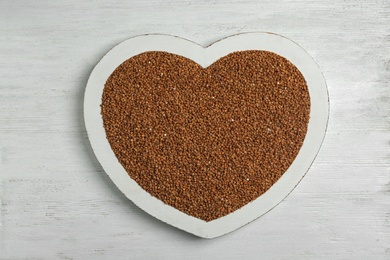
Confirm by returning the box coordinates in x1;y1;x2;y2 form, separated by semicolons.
84;33;329;238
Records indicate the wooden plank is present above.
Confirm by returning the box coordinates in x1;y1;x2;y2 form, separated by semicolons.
1;0;389;258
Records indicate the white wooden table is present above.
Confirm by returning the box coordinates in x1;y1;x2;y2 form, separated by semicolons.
1;1;389;259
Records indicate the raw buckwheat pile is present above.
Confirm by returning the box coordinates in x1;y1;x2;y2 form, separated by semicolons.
101;51;310;221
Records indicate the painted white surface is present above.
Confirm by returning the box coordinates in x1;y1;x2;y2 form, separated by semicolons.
84;33;329;238
0;0;389;258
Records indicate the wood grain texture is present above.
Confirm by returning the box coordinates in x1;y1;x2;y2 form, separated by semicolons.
1;0;389;259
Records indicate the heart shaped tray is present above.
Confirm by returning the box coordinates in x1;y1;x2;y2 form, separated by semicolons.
84;33;329;238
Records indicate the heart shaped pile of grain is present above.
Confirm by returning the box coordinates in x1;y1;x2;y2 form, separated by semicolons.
101;50;310;222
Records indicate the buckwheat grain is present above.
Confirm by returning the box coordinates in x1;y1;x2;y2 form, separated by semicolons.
101;51;310;221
